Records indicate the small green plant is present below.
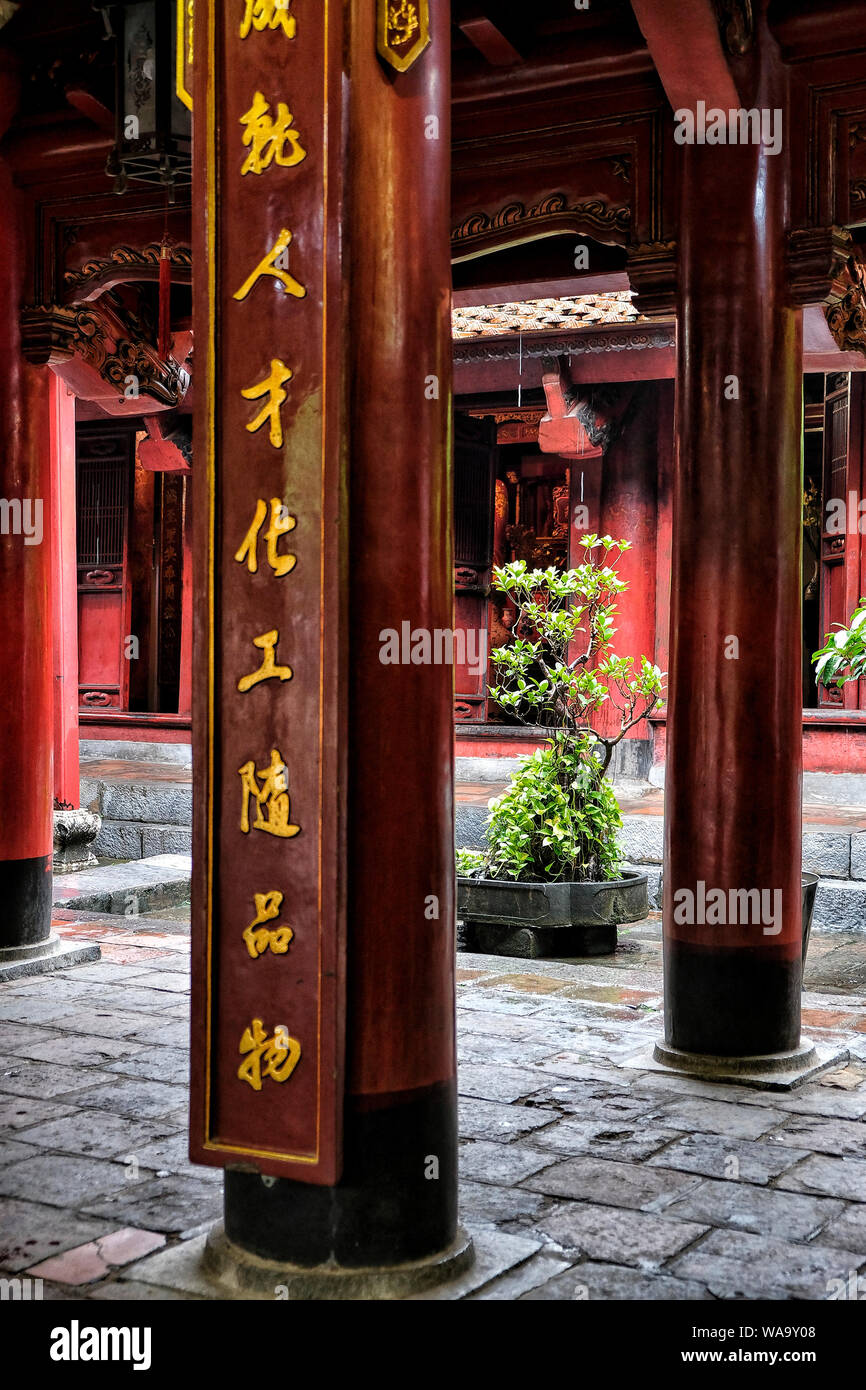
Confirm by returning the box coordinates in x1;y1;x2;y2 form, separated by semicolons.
458;536;664;884
456;847;486;877
813;599;866;686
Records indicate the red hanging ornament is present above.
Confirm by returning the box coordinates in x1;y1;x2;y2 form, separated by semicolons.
158;239;172;360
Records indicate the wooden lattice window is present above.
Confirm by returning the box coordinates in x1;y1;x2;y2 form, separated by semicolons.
76;446;130;567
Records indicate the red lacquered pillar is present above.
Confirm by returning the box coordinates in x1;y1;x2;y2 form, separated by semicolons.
599;393;658;768
663;28;803;1059
49;375;80;808
215;0;465;1275
0;148;54;956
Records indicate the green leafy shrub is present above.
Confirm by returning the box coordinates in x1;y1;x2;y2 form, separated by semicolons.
458;536;664;885
813;600;866;686
456;847;486;877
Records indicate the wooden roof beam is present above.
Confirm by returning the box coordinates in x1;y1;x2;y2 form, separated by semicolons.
456;6;524;67
629;0;739;113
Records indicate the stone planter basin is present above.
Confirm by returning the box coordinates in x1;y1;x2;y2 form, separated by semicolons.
457;869;648;959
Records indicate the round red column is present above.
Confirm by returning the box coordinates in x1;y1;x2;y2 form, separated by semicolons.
222;0;466;1279
663;31;804;1059
0;140;54;959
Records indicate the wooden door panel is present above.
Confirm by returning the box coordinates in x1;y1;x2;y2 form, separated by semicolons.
76;426;134;711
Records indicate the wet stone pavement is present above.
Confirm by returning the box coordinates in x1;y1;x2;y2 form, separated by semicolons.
1;913;865;1299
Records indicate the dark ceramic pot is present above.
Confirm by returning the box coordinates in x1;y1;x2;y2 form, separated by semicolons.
801;871;819;978
457;869;649;959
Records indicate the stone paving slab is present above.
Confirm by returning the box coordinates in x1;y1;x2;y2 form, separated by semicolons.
0;1151;146;1209
647;1134;812;1185
775;1153;866;1201
519;1260;714;1301
660;1178;845;1242
1;915;866;1300
536;1199;709;1267
669;1229;866;1300
818;1204;866;1253
0;1197;116;1273
523;1154;704;1211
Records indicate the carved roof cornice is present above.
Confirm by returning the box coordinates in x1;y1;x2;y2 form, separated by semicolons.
452;319;675;366
62;243;193;303
451;193;631;260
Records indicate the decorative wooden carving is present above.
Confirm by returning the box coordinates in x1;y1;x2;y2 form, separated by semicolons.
606;155;632;183
452;194;630;258
20;300;190;411
454;323;675;367
626;240;678;317
468;408;546;426
466;407;547;446
62;243;193;302
786;226;854;307
787;226;866;358
825;266;866;356
80;691;116;708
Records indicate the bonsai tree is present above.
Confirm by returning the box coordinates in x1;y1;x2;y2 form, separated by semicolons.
458;535;664;885
813;600;866;687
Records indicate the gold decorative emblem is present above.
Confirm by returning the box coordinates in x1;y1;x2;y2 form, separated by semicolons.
377;0;430;73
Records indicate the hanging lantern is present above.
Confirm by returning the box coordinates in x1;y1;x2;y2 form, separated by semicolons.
96;1;192;200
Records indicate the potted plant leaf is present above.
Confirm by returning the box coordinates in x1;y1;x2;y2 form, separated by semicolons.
457;535;665;958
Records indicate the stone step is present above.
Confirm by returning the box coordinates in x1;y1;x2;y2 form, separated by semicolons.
80;766;192;828
94;820;192;861
52;854;191;917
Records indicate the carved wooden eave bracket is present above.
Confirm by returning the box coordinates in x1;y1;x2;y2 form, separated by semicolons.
451;193;631;262
539;356;637;457
625;240;677;317
62;243;193;304
20;300;190;415
788;225;866;358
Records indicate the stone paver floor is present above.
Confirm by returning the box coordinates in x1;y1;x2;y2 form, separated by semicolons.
1;912;865;1299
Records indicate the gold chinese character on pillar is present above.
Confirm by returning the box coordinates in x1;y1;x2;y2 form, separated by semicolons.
237;1019;301;1091
242;359;293;449
235;499;297;578
377;0;430;72
240;0;297;41
243;891;294;959
234;230;307;303
238;748;301;838
237;629;293;694
240;91;306;175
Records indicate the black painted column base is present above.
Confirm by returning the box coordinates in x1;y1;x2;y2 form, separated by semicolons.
0;934;100;983
0;853;100;980
205;1080;472;1295
201;1222;473;1301
621;1037;849;1092
0;854;53;950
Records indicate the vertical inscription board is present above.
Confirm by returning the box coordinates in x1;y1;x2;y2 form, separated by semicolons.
190;0;346;1184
